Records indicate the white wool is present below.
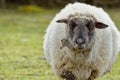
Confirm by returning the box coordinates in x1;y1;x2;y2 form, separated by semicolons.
43;2;120;80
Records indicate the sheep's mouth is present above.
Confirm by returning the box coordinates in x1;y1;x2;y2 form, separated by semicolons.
73;43;88;51
74;45;86;50
60;38;89;52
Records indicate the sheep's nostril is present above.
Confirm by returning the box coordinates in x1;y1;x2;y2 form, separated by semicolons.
76;39;85;44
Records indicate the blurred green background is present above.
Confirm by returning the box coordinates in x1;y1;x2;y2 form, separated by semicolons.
0;0;120;80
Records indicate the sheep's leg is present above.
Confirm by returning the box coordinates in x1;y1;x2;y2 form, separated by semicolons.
61;70;75;80
88;70;98;80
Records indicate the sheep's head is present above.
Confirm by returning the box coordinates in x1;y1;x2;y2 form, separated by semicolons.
57;13;108;51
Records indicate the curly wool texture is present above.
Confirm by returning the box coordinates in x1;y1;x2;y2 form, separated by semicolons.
43;2;120;80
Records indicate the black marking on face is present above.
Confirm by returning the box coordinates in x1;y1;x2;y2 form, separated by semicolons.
61;70;75;80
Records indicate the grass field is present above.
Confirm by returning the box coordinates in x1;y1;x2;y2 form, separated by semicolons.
0;8;120;80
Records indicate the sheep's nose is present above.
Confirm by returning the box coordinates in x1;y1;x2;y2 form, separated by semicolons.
75;38;85;45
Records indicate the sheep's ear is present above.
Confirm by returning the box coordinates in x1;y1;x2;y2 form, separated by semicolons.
95;22;108;29
56;19;68;24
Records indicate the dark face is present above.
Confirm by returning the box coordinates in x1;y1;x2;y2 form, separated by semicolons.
66;18;95;50
57;14;108;51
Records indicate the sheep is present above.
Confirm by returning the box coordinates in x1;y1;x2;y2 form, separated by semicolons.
43;2;120;80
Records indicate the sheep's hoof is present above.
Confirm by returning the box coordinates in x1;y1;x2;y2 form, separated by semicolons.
61;70;75;80
88;70;98;80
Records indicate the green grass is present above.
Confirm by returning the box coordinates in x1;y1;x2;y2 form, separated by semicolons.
0;8;120;80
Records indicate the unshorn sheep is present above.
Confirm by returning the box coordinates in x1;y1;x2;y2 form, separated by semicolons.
43;2;120;80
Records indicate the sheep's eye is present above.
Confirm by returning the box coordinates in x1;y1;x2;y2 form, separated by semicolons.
70;23;76;31
69;21;76;27
86;21;94;30
69;21;76;29
87;25;94;30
